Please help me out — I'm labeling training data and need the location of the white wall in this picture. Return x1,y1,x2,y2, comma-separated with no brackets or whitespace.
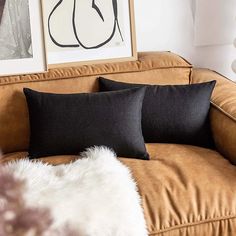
134,0,236,81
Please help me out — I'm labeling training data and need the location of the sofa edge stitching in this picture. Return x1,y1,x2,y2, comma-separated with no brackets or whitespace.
210,102,236,123
148,214,236,235
0,66,192,86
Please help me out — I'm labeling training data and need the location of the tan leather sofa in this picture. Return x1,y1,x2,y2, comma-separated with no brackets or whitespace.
0,52,236,235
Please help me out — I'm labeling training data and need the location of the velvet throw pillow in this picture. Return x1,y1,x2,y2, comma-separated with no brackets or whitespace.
99,77,216,148
24,87,149,159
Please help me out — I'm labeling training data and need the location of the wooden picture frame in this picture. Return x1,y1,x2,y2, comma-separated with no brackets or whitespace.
0,0,47,76
42,0,137,68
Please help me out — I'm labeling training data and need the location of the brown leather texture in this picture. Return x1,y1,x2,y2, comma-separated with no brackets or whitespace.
1,144,236,236
1,52,236,235
0,52,191,85
0,52,192,154
192,69,236,164
210,107,236,165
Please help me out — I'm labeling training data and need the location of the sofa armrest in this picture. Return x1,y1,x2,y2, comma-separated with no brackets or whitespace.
192,68,236,165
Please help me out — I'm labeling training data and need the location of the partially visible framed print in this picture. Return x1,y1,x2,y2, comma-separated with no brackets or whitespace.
0,0,47,76
42,0,137,68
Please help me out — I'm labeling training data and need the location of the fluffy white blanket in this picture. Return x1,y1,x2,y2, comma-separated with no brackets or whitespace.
4,146,148,236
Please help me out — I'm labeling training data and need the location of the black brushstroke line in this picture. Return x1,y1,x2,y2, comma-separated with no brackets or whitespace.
92,0,104,21
113,0,124,42
48,0,124,49
48,0,80,47
116,21,124,42
72,0,116,49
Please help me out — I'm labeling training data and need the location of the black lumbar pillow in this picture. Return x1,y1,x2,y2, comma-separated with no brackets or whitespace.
24,87,149,159
99,77,216,148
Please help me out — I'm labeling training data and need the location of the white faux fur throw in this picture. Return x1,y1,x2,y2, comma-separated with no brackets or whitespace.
4,146,148,236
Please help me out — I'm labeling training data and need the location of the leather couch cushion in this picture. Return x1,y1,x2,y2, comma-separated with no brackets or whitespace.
1,144,236,235
126,144,236,235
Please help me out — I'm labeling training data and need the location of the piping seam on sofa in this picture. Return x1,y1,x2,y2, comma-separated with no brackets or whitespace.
148,214,236,235
0,67,192,86
211,102,236,122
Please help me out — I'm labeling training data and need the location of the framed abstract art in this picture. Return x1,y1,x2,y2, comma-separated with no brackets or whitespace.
0,0,47,76
42,0,137,68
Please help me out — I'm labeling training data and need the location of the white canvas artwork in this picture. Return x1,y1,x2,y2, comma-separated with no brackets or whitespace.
0,0,46,76
42,0,136,67
194,0,236,46
0,0,32,60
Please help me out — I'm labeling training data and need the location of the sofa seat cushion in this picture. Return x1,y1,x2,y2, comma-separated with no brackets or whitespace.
123,144,236,235
1,144,236,235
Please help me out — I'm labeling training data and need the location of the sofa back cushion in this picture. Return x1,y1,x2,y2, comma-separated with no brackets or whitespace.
0,52,192,154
